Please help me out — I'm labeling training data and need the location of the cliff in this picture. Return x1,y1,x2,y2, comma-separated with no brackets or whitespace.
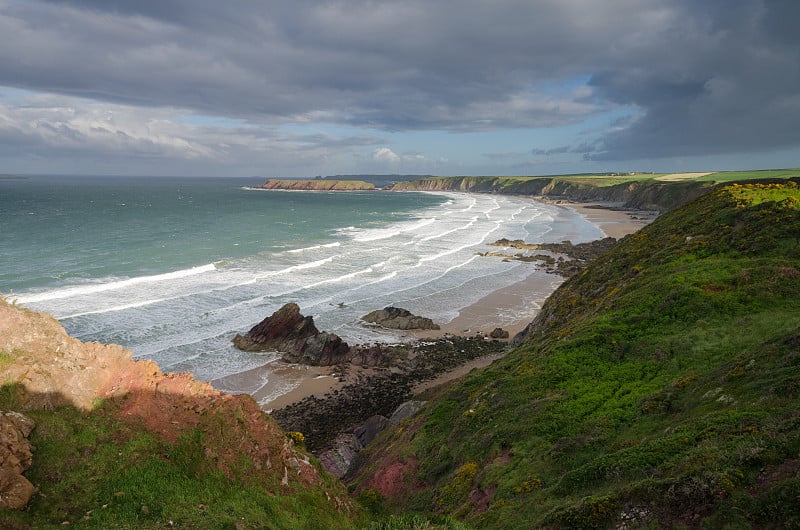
0,300,358,528
348,180,800,528
392,175,714,212
258,179,376,191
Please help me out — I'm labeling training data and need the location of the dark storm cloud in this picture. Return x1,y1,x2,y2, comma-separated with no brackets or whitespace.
584,0,800,160
1,0,799,162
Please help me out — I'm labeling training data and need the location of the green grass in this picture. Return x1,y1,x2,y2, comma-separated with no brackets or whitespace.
363,512,472,529
0,386,359,529
0,350,16,371
698,169,800,182
350,179,800,528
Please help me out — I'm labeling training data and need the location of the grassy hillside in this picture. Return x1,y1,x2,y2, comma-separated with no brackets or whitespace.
350,180,800,528
0,302,360,529
696,169,800,182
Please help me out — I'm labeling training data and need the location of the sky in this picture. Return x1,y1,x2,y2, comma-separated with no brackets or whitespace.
0,0,799,178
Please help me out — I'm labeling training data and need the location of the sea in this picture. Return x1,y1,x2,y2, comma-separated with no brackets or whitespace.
1,175,604,394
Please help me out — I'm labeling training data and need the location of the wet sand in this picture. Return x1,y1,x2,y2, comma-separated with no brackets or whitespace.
215,199,655,410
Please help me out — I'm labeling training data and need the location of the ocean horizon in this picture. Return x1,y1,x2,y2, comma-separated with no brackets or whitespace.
1,175,604,391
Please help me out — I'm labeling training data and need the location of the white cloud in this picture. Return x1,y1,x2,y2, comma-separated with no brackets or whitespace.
0,90,387,175
0,95,214,159
373,147,400,163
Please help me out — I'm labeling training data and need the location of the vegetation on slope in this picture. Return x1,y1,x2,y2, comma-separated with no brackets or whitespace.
0,301,359,529
350,180,800,528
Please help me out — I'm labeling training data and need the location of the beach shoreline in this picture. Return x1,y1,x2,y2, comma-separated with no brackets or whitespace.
214,198,655,411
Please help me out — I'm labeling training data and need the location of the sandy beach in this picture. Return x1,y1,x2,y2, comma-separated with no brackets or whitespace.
216,199,655,411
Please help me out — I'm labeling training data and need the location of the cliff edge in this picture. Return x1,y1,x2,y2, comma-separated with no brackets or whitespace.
0,300,358,528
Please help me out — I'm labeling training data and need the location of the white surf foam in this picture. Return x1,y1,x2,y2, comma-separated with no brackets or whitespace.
14,263,217,304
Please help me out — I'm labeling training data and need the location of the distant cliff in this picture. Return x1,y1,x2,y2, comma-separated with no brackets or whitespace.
258,179,376,191
392,176,713,212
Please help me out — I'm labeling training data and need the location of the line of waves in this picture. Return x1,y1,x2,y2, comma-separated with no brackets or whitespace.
13,263,217,304
14,192,600,386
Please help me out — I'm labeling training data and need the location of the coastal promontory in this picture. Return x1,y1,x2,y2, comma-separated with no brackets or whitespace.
257,179,376,191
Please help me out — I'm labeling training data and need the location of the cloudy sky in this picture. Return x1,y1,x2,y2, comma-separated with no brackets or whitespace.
1,0,798,177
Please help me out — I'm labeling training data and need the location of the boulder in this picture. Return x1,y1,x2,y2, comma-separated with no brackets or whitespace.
0,411,36,510
354,415,389,450
282,332,350,366
317,415,389,478
489,327,510,339
388,400,427,426
348,344,390,367
233,303,350,366
361,307,440,331
317,433,360,479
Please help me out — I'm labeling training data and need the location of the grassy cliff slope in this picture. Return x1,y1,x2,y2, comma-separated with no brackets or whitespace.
350,180,800,528
0,301,359,529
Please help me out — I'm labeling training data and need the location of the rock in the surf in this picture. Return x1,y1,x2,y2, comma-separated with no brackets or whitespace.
360,307,440,331
232,303,350,366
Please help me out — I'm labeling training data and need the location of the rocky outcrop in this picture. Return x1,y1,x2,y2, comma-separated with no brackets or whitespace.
318,402,426,478
361,307,440,330
234,304,443,367
489,327,510,339
233,303,351,366
348,344,392,367
272,336,505,455
482,237,619,278
0,411,35,510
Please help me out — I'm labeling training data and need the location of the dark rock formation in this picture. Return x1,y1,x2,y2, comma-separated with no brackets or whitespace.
482,237,618,278
0,411,35,510
272,336,505,455
233,303,351,366
317,402,427,478
317,415,389,479
348,344,390,367
355,415,389,449
361,307,440,330
489,327,510,339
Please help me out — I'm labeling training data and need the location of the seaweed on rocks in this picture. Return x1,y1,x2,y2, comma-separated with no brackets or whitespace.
481,237,618,277
271,335,505,453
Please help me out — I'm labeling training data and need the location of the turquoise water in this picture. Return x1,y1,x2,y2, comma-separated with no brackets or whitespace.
1,175,603,398
1,176,443,291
